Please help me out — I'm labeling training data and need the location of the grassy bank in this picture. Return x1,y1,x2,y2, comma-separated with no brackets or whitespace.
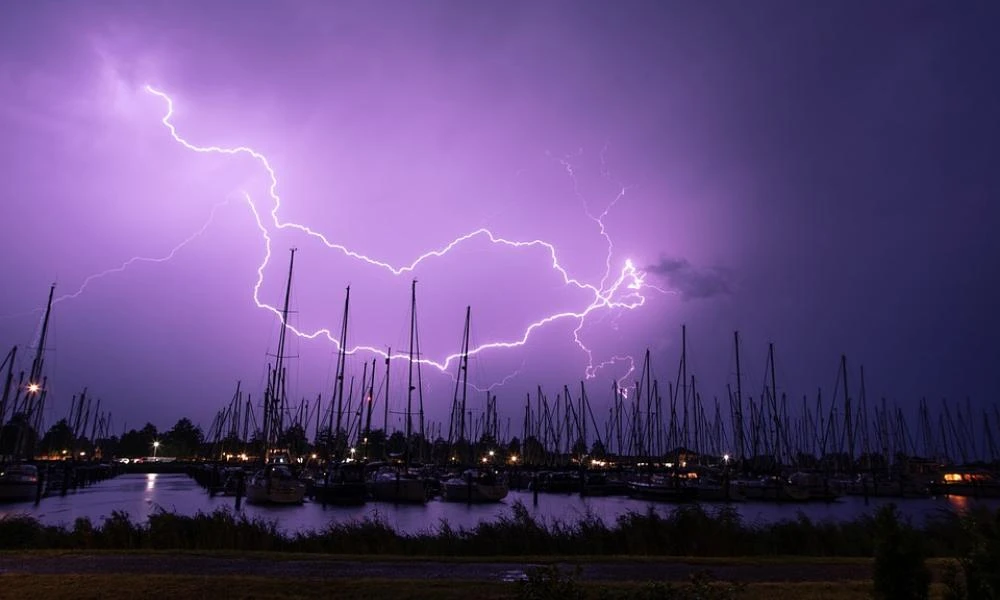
0,574,951,600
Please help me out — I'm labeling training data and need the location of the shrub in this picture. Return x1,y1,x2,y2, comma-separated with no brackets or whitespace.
517,564,585,600
943,508,1000,600
872,504,930,600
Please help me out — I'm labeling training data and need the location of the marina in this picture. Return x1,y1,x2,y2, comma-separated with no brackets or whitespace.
3,470,998,536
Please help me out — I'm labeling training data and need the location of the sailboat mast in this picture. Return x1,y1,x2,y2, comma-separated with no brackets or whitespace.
29,284,55,389
333,286,350,457
0,346,16,426
264,248,296,460
24,285,55,426
841,354,853,469
406,281,416,449
681,324,688,451
458,306,471,444
364,358,376,457
734,331,745,462
382,348,391,460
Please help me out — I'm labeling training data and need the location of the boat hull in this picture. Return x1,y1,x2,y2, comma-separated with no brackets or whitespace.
0,465,40,503
245,465,306,505
369,475,428,503
442,480,508,503
626,481,697,502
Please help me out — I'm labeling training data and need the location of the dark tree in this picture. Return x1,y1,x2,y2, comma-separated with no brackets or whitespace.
164,418,204,458
39,418,75,456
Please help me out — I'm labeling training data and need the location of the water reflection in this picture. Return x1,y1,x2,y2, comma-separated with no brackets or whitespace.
946,494,970,511
2,473,998,535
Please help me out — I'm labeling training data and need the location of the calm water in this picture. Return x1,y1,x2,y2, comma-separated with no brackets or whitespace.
2,473,998,534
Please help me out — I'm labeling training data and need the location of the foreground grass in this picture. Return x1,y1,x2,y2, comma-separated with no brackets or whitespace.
0,574,950,600
2,501,997,558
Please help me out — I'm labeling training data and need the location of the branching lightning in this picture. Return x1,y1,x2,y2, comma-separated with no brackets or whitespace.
146,84,659,381
11,84,659,389
2,199,229,324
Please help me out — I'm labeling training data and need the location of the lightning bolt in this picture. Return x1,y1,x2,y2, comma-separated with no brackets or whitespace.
146,85,655,382
6,85,654,391
2,199,228,324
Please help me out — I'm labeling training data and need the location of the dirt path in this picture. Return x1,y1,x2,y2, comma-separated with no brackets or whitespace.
0,554,872,582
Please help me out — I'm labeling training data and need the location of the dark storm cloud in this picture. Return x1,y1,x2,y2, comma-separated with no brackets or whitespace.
646,257,733,301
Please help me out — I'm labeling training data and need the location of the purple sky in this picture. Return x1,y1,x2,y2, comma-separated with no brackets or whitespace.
1,1,998,437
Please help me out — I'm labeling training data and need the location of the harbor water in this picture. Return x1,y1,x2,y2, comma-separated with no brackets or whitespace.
3,472,998,535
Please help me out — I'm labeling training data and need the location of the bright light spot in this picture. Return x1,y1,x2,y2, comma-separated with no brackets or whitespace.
488,450,495,457
27,383,40,393
153,441,160,448
481,457,488,463
723,454,730,463
310,453,317,460
509,455,518,463
79,451,86,456
350,447,356,454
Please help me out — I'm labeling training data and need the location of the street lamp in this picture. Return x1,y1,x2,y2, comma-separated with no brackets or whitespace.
152,441,160,460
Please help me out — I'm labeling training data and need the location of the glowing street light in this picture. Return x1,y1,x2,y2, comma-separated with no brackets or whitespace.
27,383,40,393
152,441,160,459
723,454,730,463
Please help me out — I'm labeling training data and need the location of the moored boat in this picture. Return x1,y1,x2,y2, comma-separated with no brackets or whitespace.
312,461,368,505
580,472,628,497
788,471,842,502
626,474,697,502
0,463,39,503
442,469,508,503
245,463,306,505
736,475,810,502
932,469,1000,498
369,466,429,504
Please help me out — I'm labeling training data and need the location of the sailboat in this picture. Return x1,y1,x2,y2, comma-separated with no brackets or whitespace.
0,286,56,503
312,286,368,506
0,463,40,503
440,307,508,503
246,249,306,505
442,469,509,503
369,280,430,504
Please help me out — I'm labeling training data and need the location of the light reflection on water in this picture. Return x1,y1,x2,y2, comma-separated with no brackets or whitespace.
2,473,998,535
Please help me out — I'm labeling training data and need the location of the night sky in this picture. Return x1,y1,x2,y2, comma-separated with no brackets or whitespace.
1,1,998,436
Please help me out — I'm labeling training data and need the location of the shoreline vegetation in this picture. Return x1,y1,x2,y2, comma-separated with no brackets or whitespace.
3,503,996,598
1,501,995,558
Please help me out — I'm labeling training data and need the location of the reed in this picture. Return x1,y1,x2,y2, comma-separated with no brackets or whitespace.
1,502,996,558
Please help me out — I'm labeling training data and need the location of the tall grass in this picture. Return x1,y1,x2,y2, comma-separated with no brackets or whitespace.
1,502,996,558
